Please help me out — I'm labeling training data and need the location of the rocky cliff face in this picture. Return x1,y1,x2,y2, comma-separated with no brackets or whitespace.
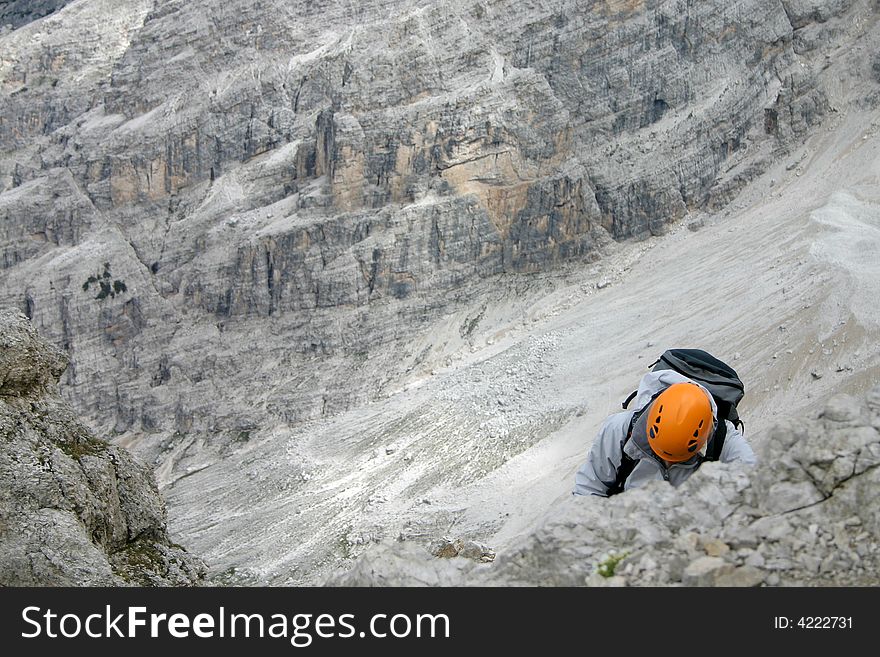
0,310,204,585
0,0,876,477
330,381,880,586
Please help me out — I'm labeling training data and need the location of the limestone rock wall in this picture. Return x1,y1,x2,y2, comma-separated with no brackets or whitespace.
0,0,876,473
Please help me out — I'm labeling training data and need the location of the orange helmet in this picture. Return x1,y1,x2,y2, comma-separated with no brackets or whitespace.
645,383,714,463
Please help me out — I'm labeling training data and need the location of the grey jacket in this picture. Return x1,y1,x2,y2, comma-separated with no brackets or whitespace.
573,370,757,497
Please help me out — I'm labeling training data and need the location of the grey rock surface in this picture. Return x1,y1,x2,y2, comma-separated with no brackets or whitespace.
330,383,880,586
1,0,876,480
2,0,880,589
0,310,205,585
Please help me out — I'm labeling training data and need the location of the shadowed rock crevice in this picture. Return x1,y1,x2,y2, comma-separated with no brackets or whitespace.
0,1,75,31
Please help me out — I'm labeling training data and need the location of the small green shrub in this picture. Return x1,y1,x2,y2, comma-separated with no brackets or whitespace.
595,551,629,578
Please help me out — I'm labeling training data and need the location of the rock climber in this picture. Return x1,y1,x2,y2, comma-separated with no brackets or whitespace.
573,351,757,497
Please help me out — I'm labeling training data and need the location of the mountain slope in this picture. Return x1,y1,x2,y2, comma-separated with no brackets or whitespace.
169,102,880,584
1,0,879,585
1,0,872,478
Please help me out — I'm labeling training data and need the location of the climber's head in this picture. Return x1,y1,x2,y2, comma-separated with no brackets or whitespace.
645,383,714,463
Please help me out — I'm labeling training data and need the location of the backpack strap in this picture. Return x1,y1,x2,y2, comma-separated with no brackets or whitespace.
621,390,638,409
704,417,744,462
606,412,640,496
704,417,727,462
608,389,663,496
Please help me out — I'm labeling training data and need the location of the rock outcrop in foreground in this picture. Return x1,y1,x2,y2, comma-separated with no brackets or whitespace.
0,310,204,585
331,382,880,586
